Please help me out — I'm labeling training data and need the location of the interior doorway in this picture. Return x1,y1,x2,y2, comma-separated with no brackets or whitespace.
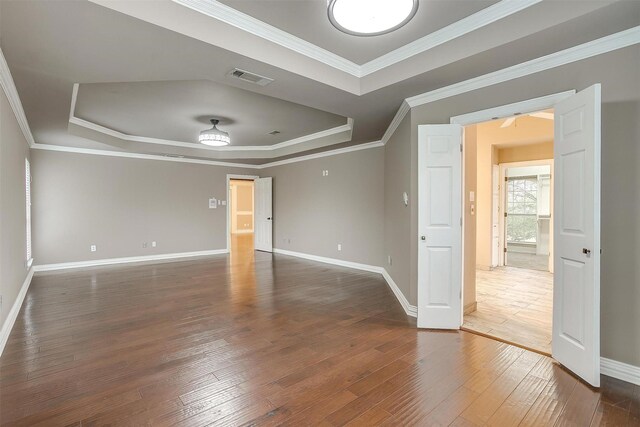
462,111,555,355
419,86,602,386
229,178,255,257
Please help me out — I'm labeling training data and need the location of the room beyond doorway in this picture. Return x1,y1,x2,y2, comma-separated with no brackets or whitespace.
229,178,255,256
462,110,554,355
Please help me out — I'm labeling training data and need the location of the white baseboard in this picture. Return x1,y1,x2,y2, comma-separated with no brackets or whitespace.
601,357,640,386
0,267,34,357
272,248,417,317
33,249,229,272
381,269,418,317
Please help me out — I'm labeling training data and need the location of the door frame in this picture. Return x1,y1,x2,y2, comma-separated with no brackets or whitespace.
449,90,574,328
226,174,259,252
498,159,554,271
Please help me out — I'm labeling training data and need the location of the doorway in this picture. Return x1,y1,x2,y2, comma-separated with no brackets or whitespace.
418,86,602,386
462,111,555,355
229,178,255,257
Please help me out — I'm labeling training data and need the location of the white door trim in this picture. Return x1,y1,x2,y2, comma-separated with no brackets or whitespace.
498,159,554,269
226,174,259,251
450,90,575,126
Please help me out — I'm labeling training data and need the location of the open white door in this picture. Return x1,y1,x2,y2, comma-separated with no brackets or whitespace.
254,177,273,252
418,124,463,329
552,84,601,387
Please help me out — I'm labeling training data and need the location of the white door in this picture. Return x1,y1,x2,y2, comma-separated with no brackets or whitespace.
552,84,601,387
254,177,273,252
491,164,500,267
418,124,463,329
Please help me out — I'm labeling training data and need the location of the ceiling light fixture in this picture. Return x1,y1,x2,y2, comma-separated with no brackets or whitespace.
327,0,418,36
199,119,230,146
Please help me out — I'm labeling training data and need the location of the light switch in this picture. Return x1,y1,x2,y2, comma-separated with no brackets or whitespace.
469,191,475,202
209,198,217,209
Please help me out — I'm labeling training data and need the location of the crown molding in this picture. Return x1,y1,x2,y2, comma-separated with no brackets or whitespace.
0,47,35,148
31,143,262,169
68,83,354,157
172,0,540,79
381,100,411,145
406,26,640,108
360,0,542,76
173,0,361,76
259,140,383,168
31,139,384,169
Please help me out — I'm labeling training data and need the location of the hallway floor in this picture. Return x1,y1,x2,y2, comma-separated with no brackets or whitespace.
463,266,553,354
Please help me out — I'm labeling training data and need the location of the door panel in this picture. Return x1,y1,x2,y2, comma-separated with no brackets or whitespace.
552,84,601,387
254,177,273,252
418,124,462,329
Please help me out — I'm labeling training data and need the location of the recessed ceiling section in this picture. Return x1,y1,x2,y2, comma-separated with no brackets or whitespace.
218,0,499,64
71,79,348,148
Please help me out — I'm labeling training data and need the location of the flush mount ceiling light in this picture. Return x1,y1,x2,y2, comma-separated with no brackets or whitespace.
327,0,418,36
199,119,230,146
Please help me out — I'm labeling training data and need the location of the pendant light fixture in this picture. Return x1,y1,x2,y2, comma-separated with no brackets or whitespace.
199,119,230,146
327,0,418,36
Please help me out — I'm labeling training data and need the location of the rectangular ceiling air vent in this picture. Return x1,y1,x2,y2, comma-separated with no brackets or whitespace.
227,68,274,86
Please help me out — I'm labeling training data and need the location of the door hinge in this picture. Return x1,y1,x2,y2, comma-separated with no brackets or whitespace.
460,217,463,226
504,212,508,217
460,144,463,152
504,247,507,253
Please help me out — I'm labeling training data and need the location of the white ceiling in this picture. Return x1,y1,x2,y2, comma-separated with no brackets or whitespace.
217,0,499,64
1,0,637,164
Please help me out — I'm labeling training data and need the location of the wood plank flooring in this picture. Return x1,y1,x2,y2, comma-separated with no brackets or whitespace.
1,236,637,426
463,267,553,354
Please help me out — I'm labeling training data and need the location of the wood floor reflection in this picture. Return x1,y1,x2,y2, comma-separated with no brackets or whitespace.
1,249,637,426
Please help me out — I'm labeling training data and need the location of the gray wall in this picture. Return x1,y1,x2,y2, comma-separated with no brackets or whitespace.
383,115,414,303
0,87,31,329
31,150,254,264
263,147,384,267
409,46,640,366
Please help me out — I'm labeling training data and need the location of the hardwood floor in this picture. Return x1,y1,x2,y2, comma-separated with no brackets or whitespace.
463,267,553,355
1,241,638,426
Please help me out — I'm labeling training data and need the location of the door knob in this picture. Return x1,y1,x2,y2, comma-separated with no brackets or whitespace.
267,217,272,220
421,236,426,241
582,248,591,255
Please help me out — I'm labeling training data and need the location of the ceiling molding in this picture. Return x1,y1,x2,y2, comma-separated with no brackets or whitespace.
381,100,411,145
260,141,384,168
31,142,261,168
360,0,542,76
68,84,354,157
173,0,361,76
172,0,541,78
0,47,35,148
30,139,384,169
406,26,640,108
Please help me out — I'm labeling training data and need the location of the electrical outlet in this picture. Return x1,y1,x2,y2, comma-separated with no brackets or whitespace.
388,255,393,265
143,242,148,248
152,241,157,247
90,245,97,252
337,243,342,251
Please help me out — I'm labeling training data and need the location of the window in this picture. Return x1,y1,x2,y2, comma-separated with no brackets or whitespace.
26,158,32,263
506,177,538,244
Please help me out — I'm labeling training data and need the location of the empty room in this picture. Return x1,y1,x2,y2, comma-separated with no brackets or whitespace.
0,0,639,426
